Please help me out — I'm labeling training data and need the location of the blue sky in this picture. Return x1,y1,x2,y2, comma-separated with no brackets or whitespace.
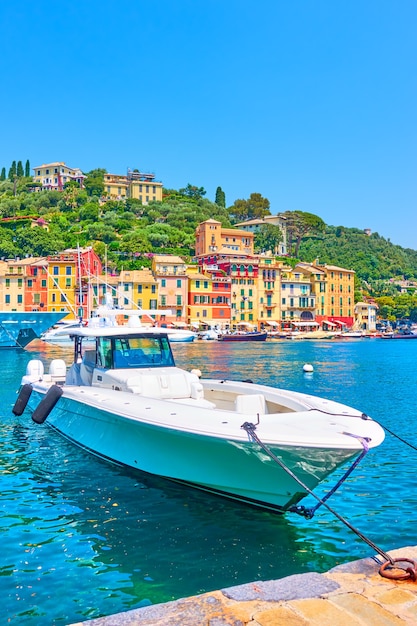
1,1,416,249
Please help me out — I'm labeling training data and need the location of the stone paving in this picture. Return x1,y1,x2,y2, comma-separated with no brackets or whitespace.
72,546,417,625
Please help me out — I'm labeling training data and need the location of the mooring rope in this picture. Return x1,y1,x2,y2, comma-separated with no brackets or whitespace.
241,420,395,566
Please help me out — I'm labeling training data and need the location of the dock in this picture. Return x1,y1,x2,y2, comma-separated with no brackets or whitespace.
71,545,417,625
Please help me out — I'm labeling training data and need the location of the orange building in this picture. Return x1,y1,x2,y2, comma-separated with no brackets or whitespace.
195,219,254,258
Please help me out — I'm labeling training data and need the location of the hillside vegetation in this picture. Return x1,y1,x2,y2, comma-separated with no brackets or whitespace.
1,166,417,319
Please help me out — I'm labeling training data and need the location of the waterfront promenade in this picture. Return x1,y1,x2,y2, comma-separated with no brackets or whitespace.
72,546,417,625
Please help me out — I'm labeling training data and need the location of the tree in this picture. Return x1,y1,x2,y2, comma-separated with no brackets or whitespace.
0,168,5,181
25,160,30,177
178,183,206,200
61,179,82,211
84,168,106,197
229,193,270,222
215,186,226,207
284,211,325,257
8,161,16,181
14,227,65,256
17,161,24,177
79,202,100,222
254,224,283,255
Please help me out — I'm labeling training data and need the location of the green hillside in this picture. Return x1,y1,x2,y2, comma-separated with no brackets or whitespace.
1,168,417,309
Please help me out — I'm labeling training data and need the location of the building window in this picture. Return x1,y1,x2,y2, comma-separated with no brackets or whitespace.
5,279,10,288
161,295,166,306
66,278,71,287
161,279,166,288
137,285,143,293
53,266,59,276
27,279,33,288
5,295,10,304
176,279,181,288
17,295,22,304
41,280,47,288
195,280,200,288
151,285,156,294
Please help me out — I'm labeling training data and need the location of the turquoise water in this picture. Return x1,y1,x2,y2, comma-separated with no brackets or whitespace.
1,338,417,624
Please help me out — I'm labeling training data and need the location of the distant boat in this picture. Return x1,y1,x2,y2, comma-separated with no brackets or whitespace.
381,330,417,340
339,331,364,339
0,311,67,348
218,331,267,342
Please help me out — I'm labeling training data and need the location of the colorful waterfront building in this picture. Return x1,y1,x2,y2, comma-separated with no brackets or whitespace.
103,169,163,204
116,269,159,324
318,264,355,328
46,248,102,320
152,255,188,326
280,265,317,330
0,258,50,312
195,219,254,257
24,258,49,311
186,265,231,329
355,301,378,332
257,256,288,330
33,162,85,190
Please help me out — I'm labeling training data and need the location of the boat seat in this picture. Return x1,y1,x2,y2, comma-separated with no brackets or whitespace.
125,368,200,400
235,393,266,415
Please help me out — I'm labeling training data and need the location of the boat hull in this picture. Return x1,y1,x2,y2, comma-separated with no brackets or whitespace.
25,389,360,512
219,332,267,342
0,311,67,348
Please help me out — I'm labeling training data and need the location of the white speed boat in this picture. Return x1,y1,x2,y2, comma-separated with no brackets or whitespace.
14,324,385,513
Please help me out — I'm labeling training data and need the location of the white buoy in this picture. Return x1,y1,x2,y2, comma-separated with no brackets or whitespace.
303,363,314,373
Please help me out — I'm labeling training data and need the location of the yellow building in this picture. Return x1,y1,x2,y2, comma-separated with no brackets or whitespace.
257,257,288,330
321,264,355,326
33,162,85,190
104,169,163,204
296,262,355,327
118,269,158,312
0,257,52,311
195,219,254,258
46,248,102,319
0,259,41,311
46,251,78,317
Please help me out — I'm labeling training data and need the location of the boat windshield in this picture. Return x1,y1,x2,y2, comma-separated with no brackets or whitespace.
97,335,175,369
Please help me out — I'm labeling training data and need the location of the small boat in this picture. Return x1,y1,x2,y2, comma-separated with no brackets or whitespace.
0,311,67,348
198,329,219,341
218,331,268,342
42,308,197,345
381,330,417,339
41,320,88,345
162,328,197,343
14,324,385,513
338,331,364,339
